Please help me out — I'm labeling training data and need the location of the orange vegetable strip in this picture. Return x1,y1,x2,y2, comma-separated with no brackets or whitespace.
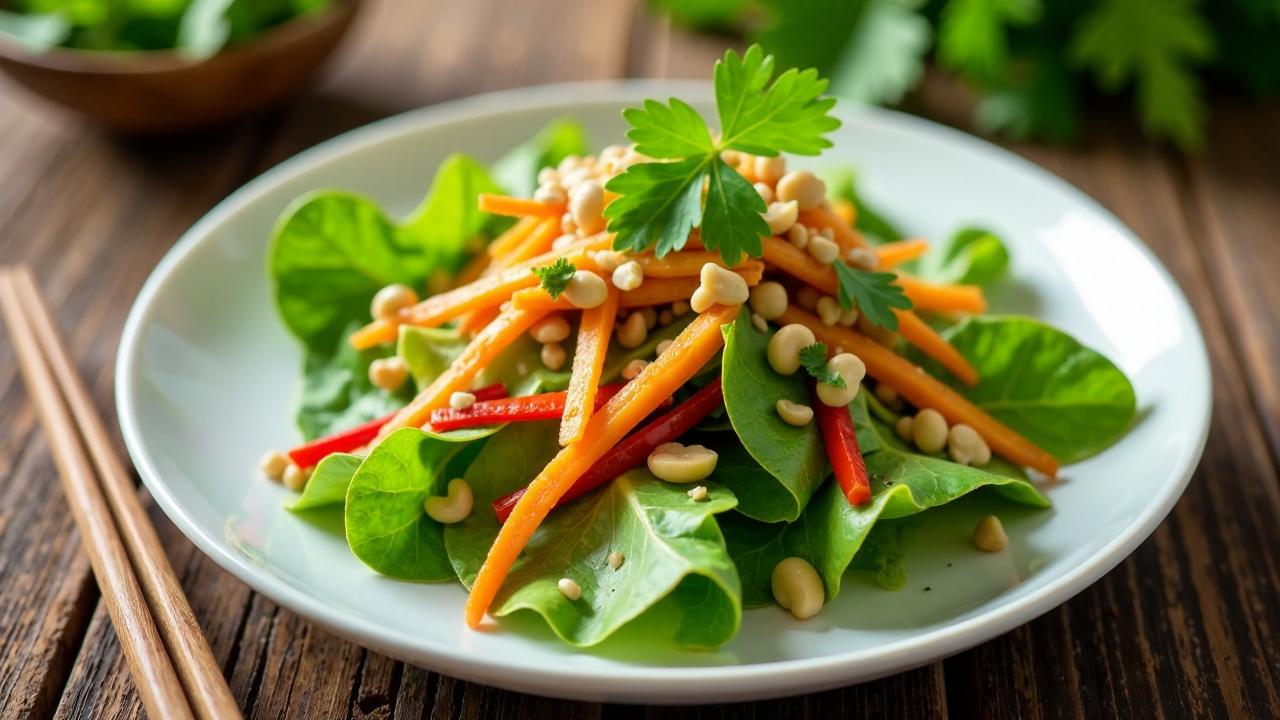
894,309,979,386
896,275,987,314
456,307,500,335
510,288,576,312
454,251,491,287
875,238,930,269
559,287,619,446
634,253,763,278
349,319,399,350
833,198,856,226
619,264,763,308
495,217,560,268
464,303,741,627
799,206,868,251
478,194,566,218
778,305,1057,478
487,216,540,259
761,237,839,295
376,299,559,441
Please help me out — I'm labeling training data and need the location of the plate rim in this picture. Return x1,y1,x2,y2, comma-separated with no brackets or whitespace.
115,79,1212,703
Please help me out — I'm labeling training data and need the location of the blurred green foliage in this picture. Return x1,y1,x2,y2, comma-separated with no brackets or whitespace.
0,0,332,57
649,0,1280,151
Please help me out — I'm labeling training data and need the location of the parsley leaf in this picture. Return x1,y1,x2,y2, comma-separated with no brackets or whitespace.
800,342,845,388
531,258,576,299
938,0,1041,81
604,44,838,264
1070,0,1214,150
833,261,912,331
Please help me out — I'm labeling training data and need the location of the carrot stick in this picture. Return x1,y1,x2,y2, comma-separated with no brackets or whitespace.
833,198,856,226
478,194,566,218
619,264,764,308
777,305,1057,477
375,297,561,441
799,206,867,251
456,306,500,335
894,309,979,386
464,303,741,627
875,238,929,269
635,253,764,278
510,288,575,312
761,236,839,295
496,217,560,268
560,288,619,446
896,275,987,314
487,216,540,259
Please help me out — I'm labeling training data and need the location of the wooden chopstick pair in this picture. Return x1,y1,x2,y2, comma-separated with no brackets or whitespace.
0,267,241,720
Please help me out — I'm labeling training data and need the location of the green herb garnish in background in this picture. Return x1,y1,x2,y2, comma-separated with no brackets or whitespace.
800,342,845,388
605,45,840,263
532,257,576,299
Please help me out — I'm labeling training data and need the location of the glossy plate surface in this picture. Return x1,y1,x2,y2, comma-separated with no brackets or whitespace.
117,81,1210,703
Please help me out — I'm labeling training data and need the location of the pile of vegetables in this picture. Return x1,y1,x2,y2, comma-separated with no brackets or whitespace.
0,0,332,56
649,0,1280,151
266,46,1136,649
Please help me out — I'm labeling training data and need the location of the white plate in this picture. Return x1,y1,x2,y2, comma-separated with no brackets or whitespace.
116,81,1211,703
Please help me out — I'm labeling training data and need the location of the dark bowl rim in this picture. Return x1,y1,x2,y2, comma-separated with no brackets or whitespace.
0,0,359,75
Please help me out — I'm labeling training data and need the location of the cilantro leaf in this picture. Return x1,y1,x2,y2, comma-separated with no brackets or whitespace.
702,157,770,263
531,258,576,299
604,157,709,256
622,98,715,159
715,45,841,157
1070,0,1214,150
800,342,846,388
833,261,911,331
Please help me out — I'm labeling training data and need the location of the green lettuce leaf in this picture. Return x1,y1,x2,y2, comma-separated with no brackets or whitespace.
719,310,828,522
490,117,590,199
911,316,1137,463
296,323,408,440
821,167,904,245
287,452,361,511
723,394,1048,606
444,422,742,648
398,326,571,399
921,226,1010,286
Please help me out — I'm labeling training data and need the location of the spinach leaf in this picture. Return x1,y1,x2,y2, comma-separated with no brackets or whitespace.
723,394,1048,606
296,324,408,440
821,166,904,245
287,452,361,511
270,153,503,353
922,226,1010,286
344,428,478,582
912,316,1136,463
445,422,742,648
720,309,828,522
491,118,590,198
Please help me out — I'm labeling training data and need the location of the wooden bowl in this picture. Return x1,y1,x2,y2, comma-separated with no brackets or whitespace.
0,0,360,134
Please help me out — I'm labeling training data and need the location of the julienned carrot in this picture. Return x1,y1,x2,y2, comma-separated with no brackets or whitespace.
478,194,565,218
487,216,540,259
510,288,574,312
778,305,1058,478
833,198,856,226
560,287,619,446
894,309,979,386
497,217,560,268
348,237,611,349
896,275,987,314
761,237,839,295
875,238,929,268
799,206,867,251
619,265,764,308
375,297,561,441
456,307,500,335
634,252,762,278
464,303,741,627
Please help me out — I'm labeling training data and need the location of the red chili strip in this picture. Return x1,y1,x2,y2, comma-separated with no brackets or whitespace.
492,377,724,523
429,383,629,432
814,391,872,506
287,382,508,468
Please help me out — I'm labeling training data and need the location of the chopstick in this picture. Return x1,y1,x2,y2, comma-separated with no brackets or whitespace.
0,267,241,720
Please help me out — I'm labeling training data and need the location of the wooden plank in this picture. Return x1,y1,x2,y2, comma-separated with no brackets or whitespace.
940,116,1280,718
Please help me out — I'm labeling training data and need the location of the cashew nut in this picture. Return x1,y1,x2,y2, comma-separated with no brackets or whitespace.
369,357,409,391
424,479,474,524
763,200,800,235
647,442,719,483
690,262,749,313
973,515,1008,552
766,323,817,375
771,557,824,619
775,399,814,426
370,284,419,321
947,423,992,466
912,408,949,454
530,315,571,344
815,353,866,407
775,170,826,210
749,281,788,320
562,270,608,309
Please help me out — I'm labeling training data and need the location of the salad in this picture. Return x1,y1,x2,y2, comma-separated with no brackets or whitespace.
260,46,1137,649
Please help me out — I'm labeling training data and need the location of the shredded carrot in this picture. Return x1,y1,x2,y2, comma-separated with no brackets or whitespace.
559,288,619,446
799,206,867,251
464,303,740,628
487,216,540,259
478,194,566,218
778,305,1057,478
875,238,930,269
375,297,560,441
634,252,763,278
761,236,839,295
497,217,560,268
619,264,764,308
456,307,500,335
509,287,575,312
348,237,610,350
896,275,987,314
833,198,856,226
894,309,979,386
455,251,491,287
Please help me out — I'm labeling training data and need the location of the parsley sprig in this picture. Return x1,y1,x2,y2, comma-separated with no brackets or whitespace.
531,258,575,299
604,45,840,264
834,261,912,331
800,342,845,388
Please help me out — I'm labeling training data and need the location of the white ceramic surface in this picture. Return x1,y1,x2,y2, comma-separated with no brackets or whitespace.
116,81,1211,704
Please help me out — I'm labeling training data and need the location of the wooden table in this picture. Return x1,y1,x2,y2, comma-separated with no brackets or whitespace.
2,1,1277,717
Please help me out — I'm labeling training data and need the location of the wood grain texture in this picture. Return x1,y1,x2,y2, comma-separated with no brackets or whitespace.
0,0,1276,718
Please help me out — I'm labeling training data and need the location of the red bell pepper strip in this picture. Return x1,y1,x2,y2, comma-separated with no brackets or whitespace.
814,393,872,506
287,382,508,468
429,383,630,432
492,377,724,523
